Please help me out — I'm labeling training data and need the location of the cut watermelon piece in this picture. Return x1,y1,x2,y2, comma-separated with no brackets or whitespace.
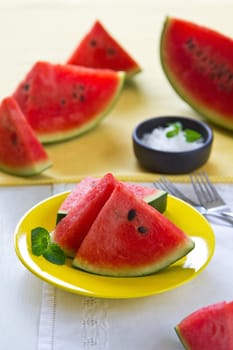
124,182,167,213
56,175,167,224
67,20,141,79
160,17,233,131
56,176,98,224
13,61,125,143
0,96,52,176
73,182,194,277
52,173,116,257
175,301,233,350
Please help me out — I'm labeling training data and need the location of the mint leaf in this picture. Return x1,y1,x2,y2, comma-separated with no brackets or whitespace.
184,129,202,142
166,122,182,138
43,243,66,265
31,226,66,265
31,227,50,256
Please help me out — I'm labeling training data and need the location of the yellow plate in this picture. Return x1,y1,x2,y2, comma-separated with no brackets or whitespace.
14,192,215,299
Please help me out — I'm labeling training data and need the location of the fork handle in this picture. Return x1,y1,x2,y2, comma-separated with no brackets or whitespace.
221,211,233,219
203,211,233,224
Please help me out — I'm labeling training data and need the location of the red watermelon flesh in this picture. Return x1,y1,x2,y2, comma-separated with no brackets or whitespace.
73,182,194,277
56,175,167,224
52,173,116,257
13,61,125,143
56,176,98,223
0,96,51,176
67,20,141,78
175,301,233,350
160,17,233,131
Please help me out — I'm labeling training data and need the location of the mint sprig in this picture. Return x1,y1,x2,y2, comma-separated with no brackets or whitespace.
166,122,202,143
184,129,202,142
31,227,66,265
166,122,182,138
31,227,50,256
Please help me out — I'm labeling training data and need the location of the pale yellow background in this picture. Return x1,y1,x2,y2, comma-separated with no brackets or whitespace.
0,0,232,184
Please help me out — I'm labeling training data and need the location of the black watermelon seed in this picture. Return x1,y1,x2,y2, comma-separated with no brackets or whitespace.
23,83,30,91
90,39,97,47
137,226,148,234
79,94,85,102
127,209,136,221
107,47,116,56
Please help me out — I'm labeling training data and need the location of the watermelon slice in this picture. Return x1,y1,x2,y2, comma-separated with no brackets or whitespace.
175,301,233,349
56,176,98,224
52,173,117,257
56,175,167,224
67,20,141,79
73,182,194,277
160,17,233,131
13,61,125,143
0,96,51,176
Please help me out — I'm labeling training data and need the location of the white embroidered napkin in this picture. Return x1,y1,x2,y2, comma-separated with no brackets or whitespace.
37,185,233,350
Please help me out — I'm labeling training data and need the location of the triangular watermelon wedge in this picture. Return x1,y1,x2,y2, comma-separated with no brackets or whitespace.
175,301,233,350
67,20,141,79
73,182,194,277
0,96,52,176
13,61,125,143
52,173,117,257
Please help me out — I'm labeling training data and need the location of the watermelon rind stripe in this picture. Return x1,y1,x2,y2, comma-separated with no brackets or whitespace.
73,239,195,277
174,327,190,350
0,159,52,177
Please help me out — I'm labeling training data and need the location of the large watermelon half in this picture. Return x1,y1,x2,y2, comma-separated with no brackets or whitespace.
73,182,194,277
56,174,167,223
13,61,125,143
0,96,51,176
160,17,233,131
67,20,141,79
175,300,233,349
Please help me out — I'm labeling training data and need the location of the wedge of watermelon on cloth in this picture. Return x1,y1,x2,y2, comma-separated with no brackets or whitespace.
67,20,141,79
56,174,167,223
13,61,125,143
52,173,117,257
160,17,233,131
73,182,194,277
175,300,233,349
160,17,233,130
0,96,51,176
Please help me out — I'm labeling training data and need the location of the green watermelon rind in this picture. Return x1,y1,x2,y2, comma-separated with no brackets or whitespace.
72,240,194,277
0,159,52,177
160,17,233,131
143,190,167,213
37,71,125,144
174,327,190,350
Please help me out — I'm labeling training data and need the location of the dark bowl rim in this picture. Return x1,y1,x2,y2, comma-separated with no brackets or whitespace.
132,116,213,155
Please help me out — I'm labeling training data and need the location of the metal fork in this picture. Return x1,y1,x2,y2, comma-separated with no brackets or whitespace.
190,172,233,220
154,175,233,222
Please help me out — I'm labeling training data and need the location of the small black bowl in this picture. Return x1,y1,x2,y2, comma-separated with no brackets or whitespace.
132,116,213,174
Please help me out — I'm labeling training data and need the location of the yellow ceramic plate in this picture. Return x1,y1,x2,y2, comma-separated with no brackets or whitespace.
14,192,215,299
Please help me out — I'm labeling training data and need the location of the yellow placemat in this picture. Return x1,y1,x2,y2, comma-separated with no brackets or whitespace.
0,1,232,186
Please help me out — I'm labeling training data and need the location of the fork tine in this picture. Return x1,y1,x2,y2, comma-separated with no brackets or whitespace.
202,172,224,203
154,176,199,206
190,174,205,205
190,171,225,208
153,180,169,193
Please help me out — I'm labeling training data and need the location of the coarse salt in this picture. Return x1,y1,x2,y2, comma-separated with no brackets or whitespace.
141,125,204,152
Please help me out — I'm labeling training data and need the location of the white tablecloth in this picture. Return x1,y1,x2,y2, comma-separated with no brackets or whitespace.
37,184,233,350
